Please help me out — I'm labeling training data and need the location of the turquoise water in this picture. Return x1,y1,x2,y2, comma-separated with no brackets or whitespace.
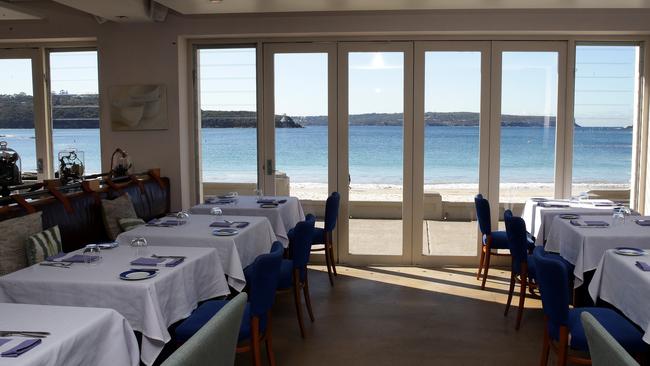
0,126,632,185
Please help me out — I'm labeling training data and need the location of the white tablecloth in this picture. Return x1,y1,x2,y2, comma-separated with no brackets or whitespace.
190,196,304,246
589,250,650,344
117,215,277,291
0,246,227,366
522,199,621,245
545,215,650,287
0,303,139,366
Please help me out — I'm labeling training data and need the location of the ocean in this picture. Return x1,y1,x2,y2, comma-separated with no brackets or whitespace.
0,126,632,185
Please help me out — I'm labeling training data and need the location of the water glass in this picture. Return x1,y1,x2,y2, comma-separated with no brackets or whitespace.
254,189,262,200
210,207,223,216
130,237,148,258
612,209,625,227
82,244,101,265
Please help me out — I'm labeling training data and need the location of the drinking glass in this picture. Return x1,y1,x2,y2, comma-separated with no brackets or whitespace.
82,244,101,265
175,211,190,219
130,237,148,258
254,189,262,200
612,209,625,227
210,207,223,216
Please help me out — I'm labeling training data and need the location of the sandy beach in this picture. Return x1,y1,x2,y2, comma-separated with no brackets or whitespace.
289,182,629,202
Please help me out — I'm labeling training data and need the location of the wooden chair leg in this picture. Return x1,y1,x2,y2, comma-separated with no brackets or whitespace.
477,246,486,280
303,271,315,322
328,234,337,276
323,244,334,287
540,317,550,366
504,271,516,316
265,311,276,366
557,327,569,366
481,245,492,290
251,316,262,366
293,269,306,338
516,273,527,330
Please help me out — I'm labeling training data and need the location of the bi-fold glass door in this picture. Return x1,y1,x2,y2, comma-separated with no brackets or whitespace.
196,39,620,267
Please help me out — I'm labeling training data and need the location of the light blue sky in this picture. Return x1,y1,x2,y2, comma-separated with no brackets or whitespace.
0,47,638,127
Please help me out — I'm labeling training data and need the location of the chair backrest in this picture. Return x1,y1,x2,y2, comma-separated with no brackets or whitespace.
161,293,248,366
504,209,529,275
580,312,640,366
474,194,492,235
246,242,283,317
324,192,340,232
532,246,570,338
289,214,316,269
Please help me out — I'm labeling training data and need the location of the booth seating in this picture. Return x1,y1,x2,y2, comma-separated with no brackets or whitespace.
0,171,170,253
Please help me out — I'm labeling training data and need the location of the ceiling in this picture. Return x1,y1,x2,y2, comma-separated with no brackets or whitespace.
157,0,650,14
4,0,650,23
0,1,41,20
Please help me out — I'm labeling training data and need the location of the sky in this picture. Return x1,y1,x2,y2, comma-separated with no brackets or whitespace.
0,47,638,128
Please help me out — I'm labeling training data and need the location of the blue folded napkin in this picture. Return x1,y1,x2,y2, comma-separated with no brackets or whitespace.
584,220,609,227
635,220,650,226
165,258,185,267
210,221,249,228
0,339,10,347
636,261,650,271
206,198,236,204
45,252,66,261
130,257,166,266
257,199,285,204
1,339,41,358
63,254,99,263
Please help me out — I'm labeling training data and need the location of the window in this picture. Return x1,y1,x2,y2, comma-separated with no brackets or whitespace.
198,47,258,186
572,44,640,202
49,50,100,174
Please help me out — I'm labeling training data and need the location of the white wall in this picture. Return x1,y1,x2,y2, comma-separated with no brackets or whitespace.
2,2,650,209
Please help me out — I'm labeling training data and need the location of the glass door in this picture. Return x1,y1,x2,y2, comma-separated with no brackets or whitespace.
338,42,413,264
413,42,491,265
262,43,337,201
0,49,49,181
491,42,567,229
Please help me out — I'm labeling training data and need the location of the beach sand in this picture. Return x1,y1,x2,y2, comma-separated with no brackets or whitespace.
289,182,629,202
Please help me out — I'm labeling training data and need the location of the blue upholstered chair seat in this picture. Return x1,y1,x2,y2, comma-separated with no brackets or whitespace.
564,308,645,354
175,300,266,344
482,231,510,250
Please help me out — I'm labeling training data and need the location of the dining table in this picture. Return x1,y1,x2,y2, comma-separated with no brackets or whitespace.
544,214,650,287
116,214,277,291
0,303,140,366
190,195,305,246
521,198,625,245
0,245,227,366
588,249,650,344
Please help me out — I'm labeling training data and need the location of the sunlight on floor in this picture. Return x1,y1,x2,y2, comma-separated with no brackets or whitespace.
308,264,542,308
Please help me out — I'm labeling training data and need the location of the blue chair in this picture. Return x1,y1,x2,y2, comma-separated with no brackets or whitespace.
474,194,510,290
504,209,536,330
280,214,316,338
311,192,340,286
532,247,644,366
175,241,284,366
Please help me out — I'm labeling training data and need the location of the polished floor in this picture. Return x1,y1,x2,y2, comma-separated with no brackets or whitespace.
235,265,549,366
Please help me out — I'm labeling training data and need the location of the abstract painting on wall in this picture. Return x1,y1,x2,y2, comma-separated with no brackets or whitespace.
109,85,168,131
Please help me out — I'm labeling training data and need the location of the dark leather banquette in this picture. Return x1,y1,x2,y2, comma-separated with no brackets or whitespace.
0,174,170,253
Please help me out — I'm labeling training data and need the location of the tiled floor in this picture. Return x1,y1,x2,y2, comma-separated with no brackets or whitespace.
235,265,549,366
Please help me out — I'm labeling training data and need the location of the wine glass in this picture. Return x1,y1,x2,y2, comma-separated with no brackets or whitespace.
254,188,262,200
175,211,190,220
82,244,101,265
130,237,148,258
612,208,625,227
210,207,223,216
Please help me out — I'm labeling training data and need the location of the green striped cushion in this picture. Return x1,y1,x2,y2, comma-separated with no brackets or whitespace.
25,226,62,266
119,218,145,232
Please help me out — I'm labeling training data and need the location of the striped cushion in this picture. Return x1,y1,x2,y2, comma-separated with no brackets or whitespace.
25,225,62,266
119,218,145,232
